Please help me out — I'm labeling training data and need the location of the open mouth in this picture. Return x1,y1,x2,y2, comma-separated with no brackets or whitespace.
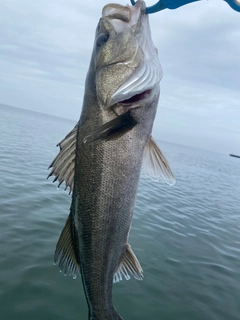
118,89,152,105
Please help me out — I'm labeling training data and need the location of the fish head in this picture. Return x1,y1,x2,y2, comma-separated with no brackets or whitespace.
91,0,162,111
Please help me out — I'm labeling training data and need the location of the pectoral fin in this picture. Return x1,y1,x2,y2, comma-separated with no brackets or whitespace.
47,123,78,193
54,214,80,279
113,244,143,283
142,136,176,186
83,111,137,144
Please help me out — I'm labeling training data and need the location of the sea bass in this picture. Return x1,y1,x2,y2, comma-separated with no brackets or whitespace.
48,1,175,319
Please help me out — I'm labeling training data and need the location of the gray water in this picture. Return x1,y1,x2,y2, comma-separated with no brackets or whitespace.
0,104,240,320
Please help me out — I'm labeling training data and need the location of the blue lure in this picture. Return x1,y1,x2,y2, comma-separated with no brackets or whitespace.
130,0,240,13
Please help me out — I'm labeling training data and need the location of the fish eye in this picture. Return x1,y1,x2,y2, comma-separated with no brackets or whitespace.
96,33,109,47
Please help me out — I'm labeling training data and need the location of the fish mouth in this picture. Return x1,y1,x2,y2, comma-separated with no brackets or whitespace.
102,0,145,28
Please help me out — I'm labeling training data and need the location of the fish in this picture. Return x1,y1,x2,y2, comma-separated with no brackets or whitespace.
48,1,175,319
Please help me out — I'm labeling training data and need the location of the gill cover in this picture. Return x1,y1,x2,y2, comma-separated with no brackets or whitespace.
95,1,162,109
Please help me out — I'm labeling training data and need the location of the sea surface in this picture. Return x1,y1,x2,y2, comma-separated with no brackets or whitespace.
0,104,240,320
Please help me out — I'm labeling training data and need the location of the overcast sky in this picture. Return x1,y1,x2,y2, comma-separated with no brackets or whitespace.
0,0,239,154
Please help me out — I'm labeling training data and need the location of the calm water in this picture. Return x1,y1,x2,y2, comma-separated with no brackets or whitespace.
0,104,240,320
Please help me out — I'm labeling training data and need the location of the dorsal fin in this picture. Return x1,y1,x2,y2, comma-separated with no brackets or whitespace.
113,244,143,283
54,214,80,279
142,136,176,186
47,123,78,193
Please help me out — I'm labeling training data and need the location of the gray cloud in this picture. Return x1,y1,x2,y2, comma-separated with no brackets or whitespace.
0,0,239,153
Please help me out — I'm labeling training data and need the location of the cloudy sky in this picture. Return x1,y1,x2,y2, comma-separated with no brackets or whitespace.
0,0,239,154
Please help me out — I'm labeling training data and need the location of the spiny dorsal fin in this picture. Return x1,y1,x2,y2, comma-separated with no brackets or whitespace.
142,136,176,186
83,111,137,144
113,244,143,283
47,123,78,193
54,214,80,279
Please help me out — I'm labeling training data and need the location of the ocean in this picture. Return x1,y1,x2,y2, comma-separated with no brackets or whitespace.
0,104,240,320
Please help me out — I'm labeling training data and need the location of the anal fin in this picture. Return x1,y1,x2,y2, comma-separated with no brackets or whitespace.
54,214,80,279
142,136,176,186
113,244,143,283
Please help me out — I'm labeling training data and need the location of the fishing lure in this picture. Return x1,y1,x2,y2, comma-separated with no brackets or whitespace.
130,0,240,13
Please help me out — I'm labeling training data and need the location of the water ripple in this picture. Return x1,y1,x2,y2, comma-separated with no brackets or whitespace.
1,105,240,320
